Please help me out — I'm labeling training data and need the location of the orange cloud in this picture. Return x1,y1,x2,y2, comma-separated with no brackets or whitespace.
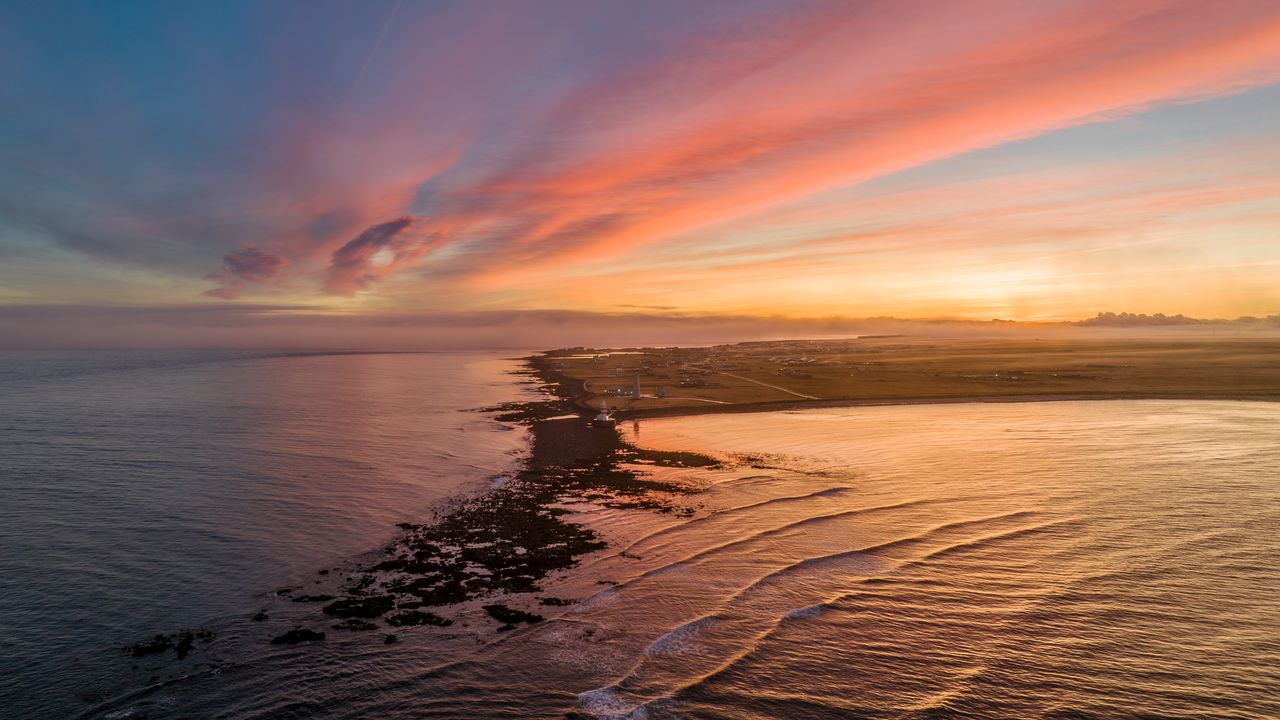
435,0,1280,286
186,0,1280,315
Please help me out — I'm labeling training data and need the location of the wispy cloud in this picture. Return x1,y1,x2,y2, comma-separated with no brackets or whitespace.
428,0,1280,285
203,247,291,299
323,217,441,296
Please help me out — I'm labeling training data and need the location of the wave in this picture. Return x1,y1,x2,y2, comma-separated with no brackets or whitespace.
608,485,858,559
570,498,947,608
573,512,1080,718
644,616,722,658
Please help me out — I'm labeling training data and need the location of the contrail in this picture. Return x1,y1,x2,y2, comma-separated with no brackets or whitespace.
341,0,404,111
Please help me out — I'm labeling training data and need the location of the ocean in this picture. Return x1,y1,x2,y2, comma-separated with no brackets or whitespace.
0,351,535,718
2,351,1277,718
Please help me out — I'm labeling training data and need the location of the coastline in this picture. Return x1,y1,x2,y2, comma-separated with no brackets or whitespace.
532,337,1280,421
88,348,1280,720
610,391,1280,420
229,354,719,644
118,345,1277,656
528,352,1280,421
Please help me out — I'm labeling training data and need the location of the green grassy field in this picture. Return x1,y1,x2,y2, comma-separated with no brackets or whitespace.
543,336,1280,416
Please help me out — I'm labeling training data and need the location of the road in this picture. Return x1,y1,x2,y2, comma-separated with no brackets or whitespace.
681,366,821,400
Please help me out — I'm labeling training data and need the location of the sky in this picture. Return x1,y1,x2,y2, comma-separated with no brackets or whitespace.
2,0,1280,347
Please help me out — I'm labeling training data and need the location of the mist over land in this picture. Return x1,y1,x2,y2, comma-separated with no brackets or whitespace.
2,304,1278,351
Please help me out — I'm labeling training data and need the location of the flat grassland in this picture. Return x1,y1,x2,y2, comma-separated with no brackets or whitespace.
541,336,1280,417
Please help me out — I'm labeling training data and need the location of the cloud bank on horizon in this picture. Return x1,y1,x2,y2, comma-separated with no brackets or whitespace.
1,0,1279,324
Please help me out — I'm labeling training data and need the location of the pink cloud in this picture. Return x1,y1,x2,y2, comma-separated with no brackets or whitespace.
203,246,290,300
202,1,1280,301
222,247,289,283
323,217,443,296
429,0,1280,285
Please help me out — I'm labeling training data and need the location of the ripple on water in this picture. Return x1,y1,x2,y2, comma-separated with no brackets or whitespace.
9,373,1279,720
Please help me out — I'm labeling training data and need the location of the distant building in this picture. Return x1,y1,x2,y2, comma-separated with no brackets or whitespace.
656,386,672,398
632,375,642,399
591,400,616,428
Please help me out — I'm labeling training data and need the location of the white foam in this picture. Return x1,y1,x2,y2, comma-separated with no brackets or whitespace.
784,603,825,619
644,615,718,657
575,687,649,719
570,586,617,613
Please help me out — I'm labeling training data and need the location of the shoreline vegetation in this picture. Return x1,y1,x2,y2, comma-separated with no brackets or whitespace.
127,335,1279,658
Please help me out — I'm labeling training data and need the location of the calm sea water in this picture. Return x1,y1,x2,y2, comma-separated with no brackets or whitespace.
3,352,1277,719
0,351,535,718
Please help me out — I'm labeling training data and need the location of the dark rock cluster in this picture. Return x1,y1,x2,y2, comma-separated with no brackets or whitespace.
267,357,716,639
123,354,717,660
124,629,214,660
482,604,544,632
270,628,325,645
385,610,452,627
331,619,379,631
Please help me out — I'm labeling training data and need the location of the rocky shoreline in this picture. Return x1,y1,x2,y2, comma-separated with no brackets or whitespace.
292,354,717,636
125,352,717,659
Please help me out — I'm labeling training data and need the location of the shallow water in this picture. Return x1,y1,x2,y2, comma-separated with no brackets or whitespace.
585,400,1280,719
289,398,1275,720
4,352,1278,719
0,351,534,718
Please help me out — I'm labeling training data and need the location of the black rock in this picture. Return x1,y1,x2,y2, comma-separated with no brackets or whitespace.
251,610,269,622
124,629,214,659
322,595,395,618
173,632,195,659
270,628,326,645
292,594,336,603
332,619,379,631
385,610,453,627
482,604,543,626
384,633,400,644
126,634,172,657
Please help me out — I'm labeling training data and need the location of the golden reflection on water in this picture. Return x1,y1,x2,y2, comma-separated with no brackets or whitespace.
545,400,1280,719
51,393,1278,720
